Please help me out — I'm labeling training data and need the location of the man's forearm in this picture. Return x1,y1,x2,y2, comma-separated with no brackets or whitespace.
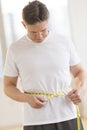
4,85,28,103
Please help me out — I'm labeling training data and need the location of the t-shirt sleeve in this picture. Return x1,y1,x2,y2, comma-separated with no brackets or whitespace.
4,46,19,77
68,38,80,66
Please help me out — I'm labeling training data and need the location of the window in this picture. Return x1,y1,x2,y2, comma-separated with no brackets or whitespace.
1,0,28,47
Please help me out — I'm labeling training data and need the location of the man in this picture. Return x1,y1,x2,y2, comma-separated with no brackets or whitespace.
4,0,86,130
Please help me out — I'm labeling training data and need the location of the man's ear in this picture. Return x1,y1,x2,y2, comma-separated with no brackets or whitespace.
21,21,27,29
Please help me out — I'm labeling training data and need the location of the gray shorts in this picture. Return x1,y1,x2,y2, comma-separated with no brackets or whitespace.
23,118,84,130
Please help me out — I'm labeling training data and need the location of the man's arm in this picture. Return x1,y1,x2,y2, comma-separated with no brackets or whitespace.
70,64,86,87
4,76,27,102
67,64,86,104
4,76,46,108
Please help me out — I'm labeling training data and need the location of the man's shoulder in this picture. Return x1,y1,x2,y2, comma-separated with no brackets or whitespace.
6,35,28,55
13,35,27,45
9,35,27,49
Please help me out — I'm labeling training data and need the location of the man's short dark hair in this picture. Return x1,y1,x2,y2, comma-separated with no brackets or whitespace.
22,0,49,25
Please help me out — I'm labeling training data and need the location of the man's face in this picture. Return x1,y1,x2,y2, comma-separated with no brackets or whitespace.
23,21,49,43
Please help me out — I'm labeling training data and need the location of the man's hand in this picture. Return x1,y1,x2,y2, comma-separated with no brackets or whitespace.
67,89,81,105
26,94,46,109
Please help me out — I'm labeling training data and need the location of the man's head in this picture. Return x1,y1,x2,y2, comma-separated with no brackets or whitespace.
22,0,50,43
22,0,49,25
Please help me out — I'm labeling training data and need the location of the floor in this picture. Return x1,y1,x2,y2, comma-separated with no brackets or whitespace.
0,118,87,130
0,126,23,130
82,118,87,130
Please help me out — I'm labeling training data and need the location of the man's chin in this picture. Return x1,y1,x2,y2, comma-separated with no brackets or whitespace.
36,39,43,43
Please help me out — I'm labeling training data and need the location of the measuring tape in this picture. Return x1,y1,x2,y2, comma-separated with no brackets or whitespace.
25,86,80,130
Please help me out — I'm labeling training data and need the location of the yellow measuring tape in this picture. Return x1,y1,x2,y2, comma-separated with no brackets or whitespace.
25,86,81,130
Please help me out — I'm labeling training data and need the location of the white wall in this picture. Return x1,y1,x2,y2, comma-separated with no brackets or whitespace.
68,0,87,70
68,0,87,117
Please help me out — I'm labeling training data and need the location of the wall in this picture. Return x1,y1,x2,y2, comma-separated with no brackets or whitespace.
68,0,87,117
0,80,23,128
68,0,87,70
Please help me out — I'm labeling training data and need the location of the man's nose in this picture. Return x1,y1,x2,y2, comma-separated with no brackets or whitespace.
36,32,43,38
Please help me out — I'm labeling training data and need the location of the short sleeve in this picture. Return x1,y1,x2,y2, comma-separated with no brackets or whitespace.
68,38,80,66
4,46,19,77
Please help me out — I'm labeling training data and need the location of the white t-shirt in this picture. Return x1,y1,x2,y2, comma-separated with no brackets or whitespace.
4,31,80,126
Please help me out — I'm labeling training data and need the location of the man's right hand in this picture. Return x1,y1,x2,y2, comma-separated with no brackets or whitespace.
25,94,46,108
